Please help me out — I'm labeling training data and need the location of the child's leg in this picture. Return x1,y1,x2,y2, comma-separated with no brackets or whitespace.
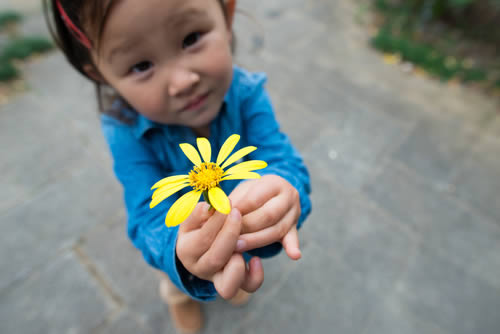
158,272,203,334
158,272,191,304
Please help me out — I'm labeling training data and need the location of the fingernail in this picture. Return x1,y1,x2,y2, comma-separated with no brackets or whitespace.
236,239,246,252
230,208,241,220
200,202,210,211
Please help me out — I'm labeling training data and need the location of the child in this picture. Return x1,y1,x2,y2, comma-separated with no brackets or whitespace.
44,0,311,332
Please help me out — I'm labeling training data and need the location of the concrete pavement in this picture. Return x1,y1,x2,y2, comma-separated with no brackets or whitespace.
1,1,500,333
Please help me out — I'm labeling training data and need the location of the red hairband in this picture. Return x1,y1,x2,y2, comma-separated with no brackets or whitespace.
56,0,93,49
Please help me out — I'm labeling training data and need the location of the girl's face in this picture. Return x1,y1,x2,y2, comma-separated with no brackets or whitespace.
92,0,234,133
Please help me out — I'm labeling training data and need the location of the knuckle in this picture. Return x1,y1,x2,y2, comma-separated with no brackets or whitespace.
207,255,225,270
262,208,279,224
247,195,260,210
241,218,251,234
199,234,212,251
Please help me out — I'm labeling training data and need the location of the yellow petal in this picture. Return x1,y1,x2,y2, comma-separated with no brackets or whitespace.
152,179,190,199
151,175,189,190
208,187,231,214
180,143,202,167
222,172,261,181
165,190,202,227
223,160,268,176
197,137,212,163
150,182,191,209
221,146,257,169
216,134,240,166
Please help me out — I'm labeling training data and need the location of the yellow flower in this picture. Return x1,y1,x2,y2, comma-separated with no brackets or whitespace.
150,134,268,227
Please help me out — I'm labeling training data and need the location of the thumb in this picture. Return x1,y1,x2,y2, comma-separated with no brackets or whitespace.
179,201,213,233
281,225,302,261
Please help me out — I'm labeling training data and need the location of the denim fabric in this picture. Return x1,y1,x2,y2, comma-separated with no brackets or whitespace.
101,66,311,301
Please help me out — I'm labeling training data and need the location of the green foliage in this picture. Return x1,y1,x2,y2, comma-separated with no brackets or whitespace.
0,10,22,29
0,33,53,82
0,60,18,81
371,27,490,82
1,37,53,62
372,0,500,86
462,68,487,82
378,0,500,17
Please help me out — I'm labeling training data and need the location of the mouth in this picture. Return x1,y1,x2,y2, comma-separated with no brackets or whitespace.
181,92,210,112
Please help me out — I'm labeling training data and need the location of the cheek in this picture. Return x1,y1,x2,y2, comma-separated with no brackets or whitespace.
203,39,233,81
119,82,165,117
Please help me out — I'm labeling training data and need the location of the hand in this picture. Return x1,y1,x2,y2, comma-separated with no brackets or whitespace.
176,202,264,299
229,175,302,261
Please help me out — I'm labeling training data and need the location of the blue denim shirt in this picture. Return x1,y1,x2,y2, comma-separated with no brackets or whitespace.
101,66,311,301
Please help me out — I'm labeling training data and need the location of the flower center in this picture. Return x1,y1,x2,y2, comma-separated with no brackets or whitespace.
189,162,224,191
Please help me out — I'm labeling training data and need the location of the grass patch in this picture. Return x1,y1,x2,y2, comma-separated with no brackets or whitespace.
0,9,54,83
370,0,500,89
0,37,54,83
371,27,488,82
0,11,22,29
1,37,53,61
0,60,18,81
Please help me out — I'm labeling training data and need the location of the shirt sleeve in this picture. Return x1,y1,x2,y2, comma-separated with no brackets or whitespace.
240,74,312,256
101,116,217,302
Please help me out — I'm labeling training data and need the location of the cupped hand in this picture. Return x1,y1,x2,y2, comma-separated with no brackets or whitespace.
229,175,302,260
176,202,264,299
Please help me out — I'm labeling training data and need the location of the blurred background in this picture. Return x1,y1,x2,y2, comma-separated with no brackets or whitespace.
1,0,499,333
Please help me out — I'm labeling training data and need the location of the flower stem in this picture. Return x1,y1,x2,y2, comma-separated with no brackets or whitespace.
202,191,214,211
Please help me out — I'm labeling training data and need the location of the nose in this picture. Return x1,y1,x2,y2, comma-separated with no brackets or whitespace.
168,68,200,97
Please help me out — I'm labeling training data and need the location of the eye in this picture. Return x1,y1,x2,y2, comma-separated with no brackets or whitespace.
182,32,202,49
130,61,153,74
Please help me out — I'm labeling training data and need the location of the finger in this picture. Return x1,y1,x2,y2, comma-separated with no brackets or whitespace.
179,201,213,233
178,203,223,259
228,180,255,206
236,207,298,252
196,208,231,250
212,253,246,300
198,208,242,272
241,257,264,293
240,195,290,234
281,225,301,261
230,180,279,216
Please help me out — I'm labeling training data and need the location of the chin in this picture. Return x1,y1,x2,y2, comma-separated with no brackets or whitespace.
193,104,221,125
190,113,217,129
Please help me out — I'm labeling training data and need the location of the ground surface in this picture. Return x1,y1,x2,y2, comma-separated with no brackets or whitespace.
1,1,500,333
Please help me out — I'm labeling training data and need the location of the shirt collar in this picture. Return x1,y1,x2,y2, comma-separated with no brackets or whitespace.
133,113,157,139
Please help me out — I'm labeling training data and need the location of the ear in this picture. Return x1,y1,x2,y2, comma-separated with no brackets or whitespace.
83,63,106,83
225,0,236,28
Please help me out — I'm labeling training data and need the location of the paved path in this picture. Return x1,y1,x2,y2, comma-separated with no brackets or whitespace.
1,1,500,333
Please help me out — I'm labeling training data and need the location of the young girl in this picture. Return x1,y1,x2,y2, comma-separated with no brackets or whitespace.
44,0,311,332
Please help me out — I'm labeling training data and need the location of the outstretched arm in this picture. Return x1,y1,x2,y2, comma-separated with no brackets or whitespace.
230,75,312,258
